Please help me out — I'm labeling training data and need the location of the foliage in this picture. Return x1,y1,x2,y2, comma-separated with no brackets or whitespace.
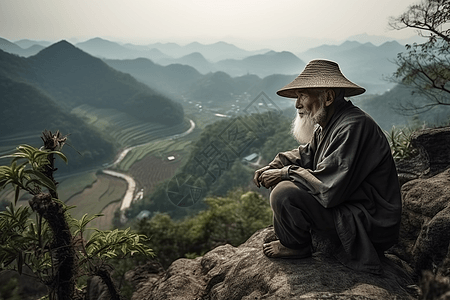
384,125,419,160
136,190,272,268
0,140,154,299
389,0,450,114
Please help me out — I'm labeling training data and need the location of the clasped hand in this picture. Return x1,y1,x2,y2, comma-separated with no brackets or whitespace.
253,166,283,189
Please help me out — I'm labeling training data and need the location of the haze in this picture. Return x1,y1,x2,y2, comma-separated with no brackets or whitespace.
1,0,420,51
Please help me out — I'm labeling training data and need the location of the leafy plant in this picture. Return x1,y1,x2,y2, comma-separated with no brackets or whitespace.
0,131,154,300
137,189,272,268
385,126,419,160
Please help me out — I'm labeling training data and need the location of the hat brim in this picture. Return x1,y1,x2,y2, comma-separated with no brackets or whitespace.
277,86,366,98
276,59,366,98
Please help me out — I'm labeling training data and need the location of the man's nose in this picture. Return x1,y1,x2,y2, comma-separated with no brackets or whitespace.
295,98,302,109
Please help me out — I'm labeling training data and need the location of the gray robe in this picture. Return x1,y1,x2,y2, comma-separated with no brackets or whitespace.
269,99,402,274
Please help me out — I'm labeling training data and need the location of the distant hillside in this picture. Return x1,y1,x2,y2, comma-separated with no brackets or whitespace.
104,57,203,99
104,57,294,109
300,40,406,94
157,52,214,74
8,40,185,126
215,51,305,77
356,84,450,131
76,37,168,61
15,39,52,49
0,73,115,173
145,40,267,61
0,37,44,57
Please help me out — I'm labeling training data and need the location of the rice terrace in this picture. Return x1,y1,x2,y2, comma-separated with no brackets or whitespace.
0,103,196,233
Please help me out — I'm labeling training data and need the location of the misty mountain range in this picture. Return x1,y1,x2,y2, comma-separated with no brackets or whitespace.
0,41,185,173
0,36,406,94
2,37,445,128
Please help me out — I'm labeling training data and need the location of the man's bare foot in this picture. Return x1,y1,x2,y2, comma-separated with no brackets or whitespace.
263,240,311,259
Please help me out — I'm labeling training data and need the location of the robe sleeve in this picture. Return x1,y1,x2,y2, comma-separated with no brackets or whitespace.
287,114,393,209
268,130,318,170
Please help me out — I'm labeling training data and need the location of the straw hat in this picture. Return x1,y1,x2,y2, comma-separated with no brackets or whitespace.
276,59,365,98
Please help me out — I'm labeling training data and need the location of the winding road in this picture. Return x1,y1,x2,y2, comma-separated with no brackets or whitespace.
102,119,196,212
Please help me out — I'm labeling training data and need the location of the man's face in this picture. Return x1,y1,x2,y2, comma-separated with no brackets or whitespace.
290,89,328,144
295,89,323,119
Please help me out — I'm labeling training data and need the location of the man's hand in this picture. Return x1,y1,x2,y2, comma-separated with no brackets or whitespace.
258,169,283,189
253,166,271,188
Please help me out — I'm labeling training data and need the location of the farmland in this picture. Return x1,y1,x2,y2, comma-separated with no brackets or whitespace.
71,104,191,147
0,106,196,233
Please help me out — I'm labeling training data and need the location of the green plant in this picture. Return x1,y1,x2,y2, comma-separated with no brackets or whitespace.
137,189,272,268
0,131,154,300
385,126,418,160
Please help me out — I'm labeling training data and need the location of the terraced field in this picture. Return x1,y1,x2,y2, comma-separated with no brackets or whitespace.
0,171,126,233
71,104,190,147
1,105,194,233
64,173,127,231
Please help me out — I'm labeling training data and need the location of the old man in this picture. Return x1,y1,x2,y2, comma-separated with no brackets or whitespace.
254,60,402,274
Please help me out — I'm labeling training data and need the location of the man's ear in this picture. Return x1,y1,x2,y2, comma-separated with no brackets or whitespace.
325,89,335,107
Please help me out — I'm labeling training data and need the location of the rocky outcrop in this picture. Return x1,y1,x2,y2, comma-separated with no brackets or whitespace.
411,127,450,177
130,126,450,300
391,168,450,276
132,227,416,300
397,126,450,185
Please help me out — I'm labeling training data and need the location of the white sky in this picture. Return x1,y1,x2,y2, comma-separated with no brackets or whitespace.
0,0,420,50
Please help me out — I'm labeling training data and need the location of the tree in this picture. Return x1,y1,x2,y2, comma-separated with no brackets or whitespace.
0,131,154,300
389,0,450,114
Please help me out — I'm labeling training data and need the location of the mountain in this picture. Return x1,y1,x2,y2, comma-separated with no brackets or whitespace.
157,52,214,74
21,40,184,126
345,33,426,46
0,68,115,173
15,39,52,49
215,51,306,78
148,41,267,62
104,57,203,99
300,40,406,94
355,84,450,131
0,38,23,55
0,37,45,57
76,37,168,61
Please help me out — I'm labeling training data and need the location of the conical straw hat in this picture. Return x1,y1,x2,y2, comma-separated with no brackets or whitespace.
277,59,366,98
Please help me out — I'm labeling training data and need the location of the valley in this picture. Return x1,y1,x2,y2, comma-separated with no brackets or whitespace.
1,36,449,233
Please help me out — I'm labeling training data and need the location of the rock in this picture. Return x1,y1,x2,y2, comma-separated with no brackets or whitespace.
133,227,415,300
411,127,450,177
419,270,450,300
390,168,450,275
396,126,450,185
127,261,165,300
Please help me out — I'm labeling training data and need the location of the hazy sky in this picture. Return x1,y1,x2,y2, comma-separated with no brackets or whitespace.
0,0,420,51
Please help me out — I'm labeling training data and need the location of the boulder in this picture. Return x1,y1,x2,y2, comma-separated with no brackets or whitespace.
411,127,450,177
391,168,450,276
396,126,450,185
132,227,416,300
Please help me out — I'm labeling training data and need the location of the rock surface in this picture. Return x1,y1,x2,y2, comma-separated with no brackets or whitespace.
411,127,450,177
130,126,450,300
397,126,450,185
391,168,450,275
132,227,416,300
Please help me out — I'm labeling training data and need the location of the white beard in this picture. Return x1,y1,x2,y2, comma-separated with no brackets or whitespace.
291,103,327,144
291,113,315,144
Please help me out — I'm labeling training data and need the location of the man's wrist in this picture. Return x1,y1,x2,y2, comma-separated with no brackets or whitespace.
281,165,291,180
